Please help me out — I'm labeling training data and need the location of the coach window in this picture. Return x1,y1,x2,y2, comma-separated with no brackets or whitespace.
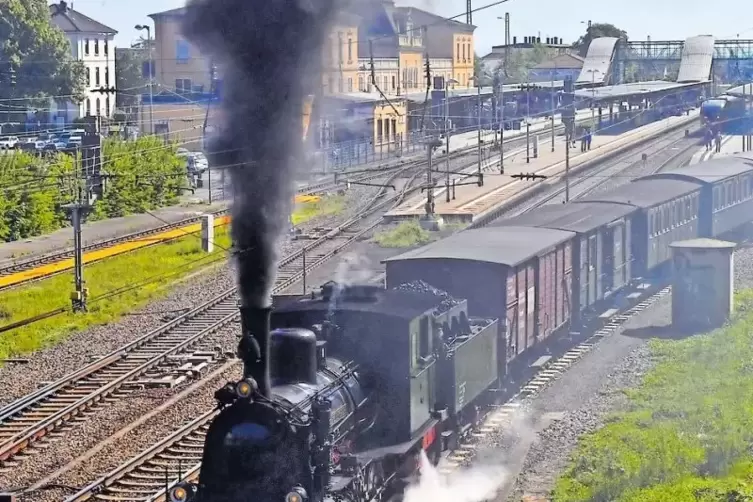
713,187,719,210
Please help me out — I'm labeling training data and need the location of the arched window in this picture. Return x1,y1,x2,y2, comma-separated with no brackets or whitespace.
105,97,110,116
86,68,91,87
86,99,91,116
96,98,101,116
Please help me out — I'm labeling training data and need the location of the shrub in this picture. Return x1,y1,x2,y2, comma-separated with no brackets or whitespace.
0,137,186,242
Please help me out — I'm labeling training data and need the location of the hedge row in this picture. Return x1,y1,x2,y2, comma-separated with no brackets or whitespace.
0,136,186,242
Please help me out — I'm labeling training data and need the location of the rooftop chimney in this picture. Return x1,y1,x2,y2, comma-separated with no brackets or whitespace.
58,1,68,12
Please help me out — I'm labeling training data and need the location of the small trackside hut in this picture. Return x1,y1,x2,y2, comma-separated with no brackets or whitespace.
493,202,636,327
383,226,574,379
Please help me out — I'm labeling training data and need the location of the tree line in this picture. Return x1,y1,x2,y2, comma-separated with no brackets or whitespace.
0,137,186,242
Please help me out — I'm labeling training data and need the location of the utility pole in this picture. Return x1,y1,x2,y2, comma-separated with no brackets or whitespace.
524,81,534,163
135,24,154,134
563,76,575,202
565,127,570,202
551,65,556,152
426,140,442,216
203,61,218,204
444,80,453,202
63,154,92,313
3,63,16,134
499,78,505,174
476,80,483,184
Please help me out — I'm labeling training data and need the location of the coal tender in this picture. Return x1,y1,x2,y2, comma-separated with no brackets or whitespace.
170,281,499,502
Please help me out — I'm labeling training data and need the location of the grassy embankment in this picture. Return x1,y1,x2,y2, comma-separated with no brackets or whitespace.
373,220,433,248
0,196,344,360
373,220,469,248
553,289,753,502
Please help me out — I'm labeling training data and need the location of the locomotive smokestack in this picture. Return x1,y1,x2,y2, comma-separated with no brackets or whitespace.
238,306,272,398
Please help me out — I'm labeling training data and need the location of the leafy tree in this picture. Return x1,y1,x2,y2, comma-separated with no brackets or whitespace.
489,43,556,84
572,23,628,57
115,45,148,109
0,0,86,118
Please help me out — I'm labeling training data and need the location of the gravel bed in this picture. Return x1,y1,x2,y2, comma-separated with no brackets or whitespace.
21,363,244,502
0,180,398,491
0,182,383,408
0,323,241,495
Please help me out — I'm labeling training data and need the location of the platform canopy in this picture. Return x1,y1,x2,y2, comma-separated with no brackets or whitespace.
572,80,704,101
576,37,618,85
677,35,716,83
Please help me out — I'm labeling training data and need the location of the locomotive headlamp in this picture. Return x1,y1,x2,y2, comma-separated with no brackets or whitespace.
168,485,188,502
168,482,197,502
235,378,257,399
285,485,308,502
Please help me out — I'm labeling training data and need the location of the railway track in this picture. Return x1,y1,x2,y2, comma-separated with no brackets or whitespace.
45,127,703,502
509,126,702,216
0,162,422,482
0,127,554,291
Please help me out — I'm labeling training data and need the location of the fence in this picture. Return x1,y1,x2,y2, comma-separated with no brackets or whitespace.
316,132,427,172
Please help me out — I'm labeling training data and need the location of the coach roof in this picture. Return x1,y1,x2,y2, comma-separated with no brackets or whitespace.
636,156,753,185
492,202,634,233
383,226,574,268
576,178,701,208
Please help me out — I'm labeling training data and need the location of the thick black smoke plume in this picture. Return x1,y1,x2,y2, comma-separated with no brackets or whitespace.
182,0,337,308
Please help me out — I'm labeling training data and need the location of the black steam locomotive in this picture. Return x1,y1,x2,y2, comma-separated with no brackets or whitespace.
171,281,499,502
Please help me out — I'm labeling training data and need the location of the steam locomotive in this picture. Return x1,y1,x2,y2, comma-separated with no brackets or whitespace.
171,282,500,502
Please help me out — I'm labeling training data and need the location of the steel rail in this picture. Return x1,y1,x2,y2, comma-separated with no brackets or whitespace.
0,163,420,472
59,124,701,502
53,163,424,502
0,128,543,291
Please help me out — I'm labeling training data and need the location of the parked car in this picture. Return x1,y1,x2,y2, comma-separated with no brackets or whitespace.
66,136,83,148
0,136,19,149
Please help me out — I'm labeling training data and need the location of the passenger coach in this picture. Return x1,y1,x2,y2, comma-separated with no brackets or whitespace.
576,178,703,277
637,156,753,237
384,226,574,376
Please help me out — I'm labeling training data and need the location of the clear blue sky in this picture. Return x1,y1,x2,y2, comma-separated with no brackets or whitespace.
70,0,753,55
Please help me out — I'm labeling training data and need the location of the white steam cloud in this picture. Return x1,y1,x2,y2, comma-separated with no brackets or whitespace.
405,451,506,502
406,405,541,502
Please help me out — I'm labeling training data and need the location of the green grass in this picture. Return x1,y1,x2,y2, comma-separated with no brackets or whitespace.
0,225,233,360
291,195,345,225
373,220,434,248
552,289,753,502
0,197,346,361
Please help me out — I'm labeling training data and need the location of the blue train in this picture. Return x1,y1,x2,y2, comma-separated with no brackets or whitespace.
701,84,752,134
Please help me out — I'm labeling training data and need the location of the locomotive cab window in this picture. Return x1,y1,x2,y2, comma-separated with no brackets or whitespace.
419,316,430,360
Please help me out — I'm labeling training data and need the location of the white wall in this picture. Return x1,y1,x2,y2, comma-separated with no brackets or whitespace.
53,32,117,124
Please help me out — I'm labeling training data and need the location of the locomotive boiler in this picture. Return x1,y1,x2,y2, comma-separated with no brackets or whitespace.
170,281,500,502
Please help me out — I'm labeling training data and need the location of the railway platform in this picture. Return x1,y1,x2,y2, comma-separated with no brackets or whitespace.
691,134,751,165
385,111,699,224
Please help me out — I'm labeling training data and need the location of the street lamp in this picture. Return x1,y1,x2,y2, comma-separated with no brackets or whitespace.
135,24,154,135
444,78,459,201
586,68,602,130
